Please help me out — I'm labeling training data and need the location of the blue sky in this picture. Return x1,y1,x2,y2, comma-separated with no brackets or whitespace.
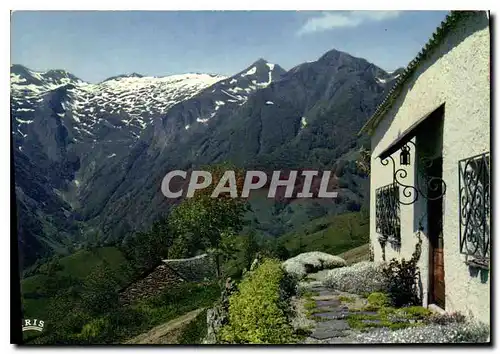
11,11,449,83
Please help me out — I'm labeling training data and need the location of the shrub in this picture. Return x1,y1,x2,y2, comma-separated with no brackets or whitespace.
354,322,490,343
282,252,346,279
424,311,467,325
400,306,431,320
323,261,387,294
367,292,390,308
78,317,110,342
450,321,490,343
220,259,297,344
381,238,422,307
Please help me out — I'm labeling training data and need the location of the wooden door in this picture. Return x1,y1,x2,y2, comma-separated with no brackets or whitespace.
427,157,445,309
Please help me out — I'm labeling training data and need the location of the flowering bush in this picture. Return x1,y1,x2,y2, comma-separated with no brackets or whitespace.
282,252,346,279
323,261,388,294
355,322,490,343
424,311,467,326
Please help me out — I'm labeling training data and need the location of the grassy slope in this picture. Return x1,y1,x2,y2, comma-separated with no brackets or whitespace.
336,243,370,265
21,245,220,344
279,211,369,256
21,247,132,320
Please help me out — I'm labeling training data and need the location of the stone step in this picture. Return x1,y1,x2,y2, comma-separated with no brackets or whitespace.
315,299,341,307
310,320,350,340
312,311,348,320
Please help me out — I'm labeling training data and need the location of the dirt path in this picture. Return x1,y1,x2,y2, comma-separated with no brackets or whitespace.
124,308,204,344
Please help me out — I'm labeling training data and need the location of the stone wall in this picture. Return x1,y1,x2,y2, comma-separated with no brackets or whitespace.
118,253,217,305
119,264,184,305
162,254,217,281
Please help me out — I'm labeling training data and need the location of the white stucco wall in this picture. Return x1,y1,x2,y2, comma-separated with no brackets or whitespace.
369,12,490,325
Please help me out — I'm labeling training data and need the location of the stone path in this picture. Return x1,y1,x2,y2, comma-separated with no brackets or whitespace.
292,269,482,344
296,272,383,344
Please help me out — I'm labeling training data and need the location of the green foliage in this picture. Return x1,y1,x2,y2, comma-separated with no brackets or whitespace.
220,259,297,344
347,308,426,331
79,317,110,341
169,163,249,276
21,247,132,324
355,147,371,176
38,258,63,276
345,304,432,332
338,295,356,303
122,217,172,274
424,311,466,325
178,309,209,344
32,281,220,344
336,244,371,265
367,292,390,308
300,290,319,298
259,237,290,261
400,306,432,319
223,231,261,279
304,298,317,311
279,212,369,257
382,237,422,307
80,261,121,316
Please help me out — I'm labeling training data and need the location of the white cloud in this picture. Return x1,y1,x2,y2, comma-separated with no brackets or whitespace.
297,11,401,35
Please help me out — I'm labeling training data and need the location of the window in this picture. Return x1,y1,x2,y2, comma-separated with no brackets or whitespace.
376,183,401,247
459,152,490,265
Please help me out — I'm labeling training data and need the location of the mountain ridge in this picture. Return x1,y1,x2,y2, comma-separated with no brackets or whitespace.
11,51,403,268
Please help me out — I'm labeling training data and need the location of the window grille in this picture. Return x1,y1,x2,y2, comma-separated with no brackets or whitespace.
459,152,490,264
376,183,401,247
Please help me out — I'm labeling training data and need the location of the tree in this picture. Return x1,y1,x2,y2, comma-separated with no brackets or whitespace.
242,230,259,269
355,147,371,176
80,261,120,316
123,216,173,273
169,162,249,277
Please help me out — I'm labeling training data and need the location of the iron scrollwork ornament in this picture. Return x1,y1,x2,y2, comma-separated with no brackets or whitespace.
379,141,446,205
459,152,490,262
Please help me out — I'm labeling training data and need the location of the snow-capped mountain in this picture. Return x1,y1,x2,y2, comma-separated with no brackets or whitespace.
10,59,286,268
152,59,286,135
11,51,402,269
11,65,227,150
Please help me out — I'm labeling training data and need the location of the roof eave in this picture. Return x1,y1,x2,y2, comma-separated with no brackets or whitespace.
357,10,474,137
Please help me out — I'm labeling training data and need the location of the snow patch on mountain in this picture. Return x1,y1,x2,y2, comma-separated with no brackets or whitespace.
11,66,227,145
241,67,257,77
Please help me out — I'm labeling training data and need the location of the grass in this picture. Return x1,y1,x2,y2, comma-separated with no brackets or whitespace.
304,298,317,311
31,281,220,344
338,295,356,303
346,305,432,331
21,247,133,322
58,247,129,281
177,309,208,344
301,290,320,299
279,212,369,257
336,244,371,265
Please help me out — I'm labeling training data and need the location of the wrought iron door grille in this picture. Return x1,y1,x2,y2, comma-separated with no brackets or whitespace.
376,183,401,247
459,152,490,262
